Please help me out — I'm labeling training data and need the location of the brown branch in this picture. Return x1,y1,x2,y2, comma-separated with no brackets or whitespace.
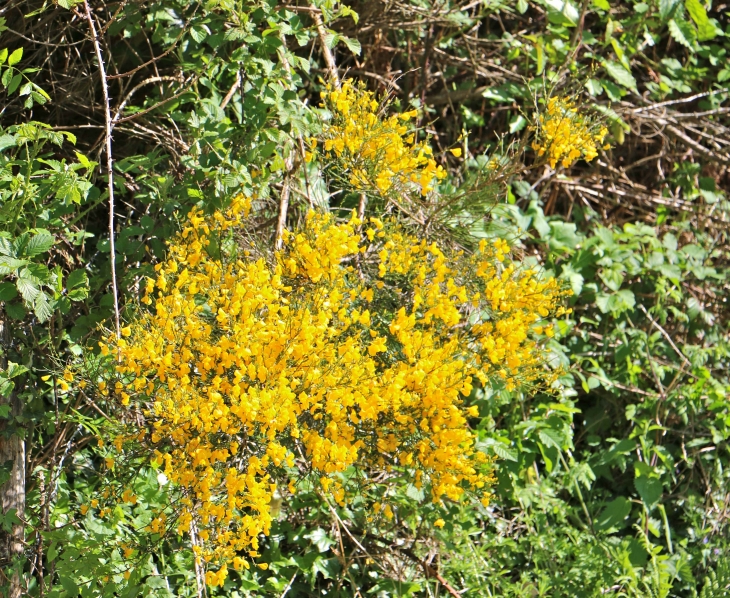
311,5,340,87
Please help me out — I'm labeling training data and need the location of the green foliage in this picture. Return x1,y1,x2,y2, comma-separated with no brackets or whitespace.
1,0,729,596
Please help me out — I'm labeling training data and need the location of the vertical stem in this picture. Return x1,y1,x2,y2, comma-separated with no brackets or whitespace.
84,0,121,341
0,316,24,598
357,193,367,221
274,181,291,251
310,6,340,88
189,519,206,598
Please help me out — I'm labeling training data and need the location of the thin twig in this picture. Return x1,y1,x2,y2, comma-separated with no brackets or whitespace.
220,71,242,109
638,304,692,367
84,0,121,341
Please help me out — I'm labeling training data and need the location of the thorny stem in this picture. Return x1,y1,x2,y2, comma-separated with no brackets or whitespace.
84,1,121,341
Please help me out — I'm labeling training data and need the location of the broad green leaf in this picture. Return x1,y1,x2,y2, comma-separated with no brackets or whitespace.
341,36,361,56
659,0,681,19
635,463,663,511
668,18,695,48
6,362,28,378
67,269,89,301
16,276,40,303
33,292,53,322
543,0,579,23
538,428,565,450
74,151,92,169
685,0,717,41
595,497,632,531
0,134,16,152
22,233,55,257
509,114,527,133
4,301,25,320
492,442,518,462
7,47,22,66
7,73,22,95
603,60,637,90
323,32,337,49
0,257,28,275
0,48,7,64
304,528,336,553
0,282,17,302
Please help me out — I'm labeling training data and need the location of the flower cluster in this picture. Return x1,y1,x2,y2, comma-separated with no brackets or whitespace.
532,97,608,169
104,198,564,586
315,80,446,196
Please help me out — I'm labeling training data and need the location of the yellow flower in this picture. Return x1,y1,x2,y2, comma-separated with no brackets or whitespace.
532,97,609,169
316,80,444,197
449,147,462,157
434,518,445,528
104,199,563,586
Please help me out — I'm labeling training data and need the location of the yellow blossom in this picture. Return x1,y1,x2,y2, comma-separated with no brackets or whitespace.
317,80,445,197
104,198,563,586
532,97,609,169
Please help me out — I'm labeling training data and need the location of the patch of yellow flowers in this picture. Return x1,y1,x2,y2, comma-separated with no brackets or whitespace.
104,196,565,586
314,80,446,196
533,97,608,169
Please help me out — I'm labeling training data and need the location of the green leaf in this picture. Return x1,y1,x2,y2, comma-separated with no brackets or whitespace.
492,442,518,462
538,428,564,450
405,483,425,502
323,32,338,49
509,114,527,133
16,276,40,303
4,302,25,320
7,73,22,95
74,151,92,169
603,60,637,91
0,282,17,302
66,269,89,301
659,0,681,19
585,78,603,96
0,134,16,152
0,48,7,65
33,292,53,322
341,36,361,56
635,463,663,511
6,362,28,379
543,0,579,24
304,528,336,552
595,497,632,531
7,47,22,67
668,18,695,48
22,233,55,257
0,257,28,275
59,575,79,596
593,0,610,9
685,0,717,40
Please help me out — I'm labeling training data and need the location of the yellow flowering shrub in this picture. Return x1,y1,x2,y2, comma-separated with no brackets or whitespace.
104,197,565,586
532,97,608,169
315,80,446,196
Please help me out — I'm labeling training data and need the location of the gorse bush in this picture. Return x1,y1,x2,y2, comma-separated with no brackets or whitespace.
102,173,563,585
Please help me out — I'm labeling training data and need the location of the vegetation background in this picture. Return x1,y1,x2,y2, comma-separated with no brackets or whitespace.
0,0,728,596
